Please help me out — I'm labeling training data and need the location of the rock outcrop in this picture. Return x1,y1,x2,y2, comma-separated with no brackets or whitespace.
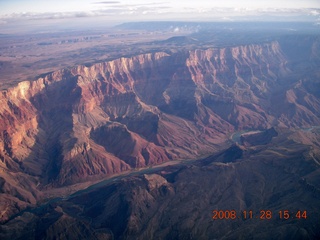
1,39,320,222
2,137,320,240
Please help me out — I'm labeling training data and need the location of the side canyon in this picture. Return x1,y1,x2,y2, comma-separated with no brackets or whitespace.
0,35,320,237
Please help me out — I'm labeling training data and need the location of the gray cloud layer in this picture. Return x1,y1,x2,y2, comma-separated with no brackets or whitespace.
0,5,319,23
93,1,121,4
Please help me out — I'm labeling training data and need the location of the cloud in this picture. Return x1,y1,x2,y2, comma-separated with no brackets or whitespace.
1,5,319,24
310,10,320,16
221,17,234,21
93,1,121,4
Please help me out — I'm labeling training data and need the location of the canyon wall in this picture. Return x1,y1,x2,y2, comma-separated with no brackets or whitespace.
1,40,320,222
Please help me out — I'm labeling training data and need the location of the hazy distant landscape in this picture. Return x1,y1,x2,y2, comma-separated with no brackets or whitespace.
0,25,189,89
1,21,318,88
1,0,320,239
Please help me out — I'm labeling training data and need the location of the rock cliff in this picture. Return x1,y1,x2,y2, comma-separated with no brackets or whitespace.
1,40,320,222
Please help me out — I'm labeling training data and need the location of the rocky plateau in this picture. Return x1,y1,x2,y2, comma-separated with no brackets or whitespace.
0,34,320,239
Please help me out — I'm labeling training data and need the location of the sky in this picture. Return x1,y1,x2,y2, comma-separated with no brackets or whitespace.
0,0,319,32
0,0,319,14
0,0,319,15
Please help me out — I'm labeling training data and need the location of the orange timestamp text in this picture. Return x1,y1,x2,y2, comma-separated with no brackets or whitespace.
212,210,307,220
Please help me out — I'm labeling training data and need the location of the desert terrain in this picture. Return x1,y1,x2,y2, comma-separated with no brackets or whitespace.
0,21,320,239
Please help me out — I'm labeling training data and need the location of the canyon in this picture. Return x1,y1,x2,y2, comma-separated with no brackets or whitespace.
0,30,320,239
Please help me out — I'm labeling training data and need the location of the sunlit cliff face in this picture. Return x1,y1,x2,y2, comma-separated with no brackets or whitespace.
0,37,320,223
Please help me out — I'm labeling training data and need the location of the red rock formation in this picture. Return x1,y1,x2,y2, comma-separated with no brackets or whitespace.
0,40,320,222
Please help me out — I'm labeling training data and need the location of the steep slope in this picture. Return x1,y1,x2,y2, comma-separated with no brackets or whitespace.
2,130,320,240
0,38,320,222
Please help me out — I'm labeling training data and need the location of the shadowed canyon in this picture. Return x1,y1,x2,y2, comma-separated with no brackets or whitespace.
0,28,320,239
